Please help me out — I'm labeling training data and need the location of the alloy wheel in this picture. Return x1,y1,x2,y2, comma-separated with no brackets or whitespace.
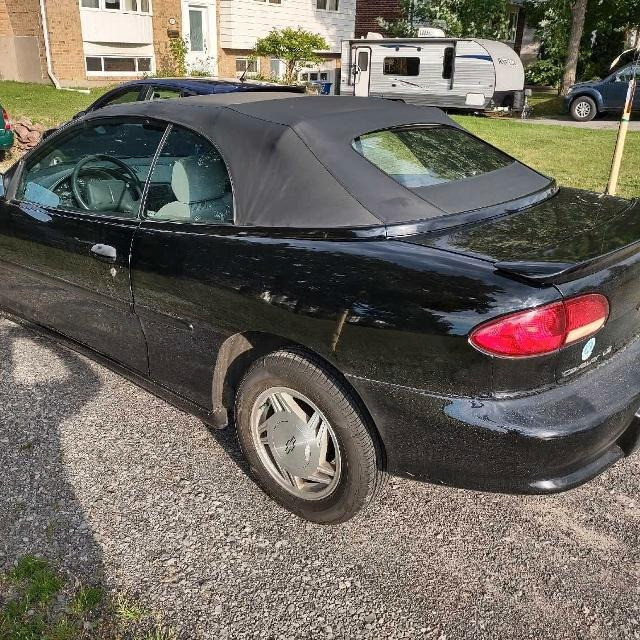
250,387,342,500
575,100,592,119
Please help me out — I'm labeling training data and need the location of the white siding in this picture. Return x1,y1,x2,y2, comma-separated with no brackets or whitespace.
219,0,356,53
80,9,153,44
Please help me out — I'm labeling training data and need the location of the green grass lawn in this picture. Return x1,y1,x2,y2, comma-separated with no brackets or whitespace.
454,115,639,199
0,555,174,639
528,90,565,118
0,81,109,127
0,80,637,199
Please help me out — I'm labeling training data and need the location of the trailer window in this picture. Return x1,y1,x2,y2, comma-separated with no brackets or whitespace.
383,57,420,76
442,47,454,80
357,51,369,72
352,126,513,189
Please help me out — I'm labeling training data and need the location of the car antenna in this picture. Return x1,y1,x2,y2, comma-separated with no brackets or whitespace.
239,68,247,83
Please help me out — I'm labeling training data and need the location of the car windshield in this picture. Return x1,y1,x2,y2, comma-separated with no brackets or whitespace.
352,126,514,189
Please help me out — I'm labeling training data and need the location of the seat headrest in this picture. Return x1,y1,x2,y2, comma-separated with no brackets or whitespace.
171,154,229,204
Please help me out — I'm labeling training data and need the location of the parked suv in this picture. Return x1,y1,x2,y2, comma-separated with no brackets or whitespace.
565,64,640,122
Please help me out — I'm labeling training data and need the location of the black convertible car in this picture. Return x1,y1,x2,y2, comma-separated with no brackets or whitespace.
1,93,639,523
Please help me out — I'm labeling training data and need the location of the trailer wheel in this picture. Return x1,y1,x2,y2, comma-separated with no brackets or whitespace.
570,96,597,122
501,94,514,109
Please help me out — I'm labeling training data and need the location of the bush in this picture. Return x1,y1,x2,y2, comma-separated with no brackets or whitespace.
525,59,564,88
254,28,329,84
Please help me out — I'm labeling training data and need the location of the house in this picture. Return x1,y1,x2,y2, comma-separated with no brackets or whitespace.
218,0,356,80
0,0,181,86
0,0,355,87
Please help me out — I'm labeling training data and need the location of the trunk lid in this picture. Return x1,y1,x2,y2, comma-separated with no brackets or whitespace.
399,187,640,385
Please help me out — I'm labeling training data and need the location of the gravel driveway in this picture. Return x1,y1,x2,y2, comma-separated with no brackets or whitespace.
1,316,639,639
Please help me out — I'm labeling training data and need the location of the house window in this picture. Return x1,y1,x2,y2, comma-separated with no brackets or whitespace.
269,58,284,78
85,56,153,74
236,58,258,74
86,56,102,71
317,0,339,9
124,0,150,10
80,0,151,13
384,57,420,76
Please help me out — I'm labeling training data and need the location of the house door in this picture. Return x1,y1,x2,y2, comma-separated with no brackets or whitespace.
353,47,371,97
185,5,210,72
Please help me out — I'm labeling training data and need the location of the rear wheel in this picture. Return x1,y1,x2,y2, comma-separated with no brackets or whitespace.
235,349,385,524
570,96,597,122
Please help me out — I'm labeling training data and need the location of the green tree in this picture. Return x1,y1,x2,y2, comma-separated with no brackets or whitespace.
525,0,639,90
376,0,511,40
254,27,330,84
561,0,588,94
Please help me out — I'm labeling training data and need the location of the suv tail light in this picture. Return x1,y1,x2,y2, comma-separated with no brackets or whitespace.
2,108,10,130
469,293,609,358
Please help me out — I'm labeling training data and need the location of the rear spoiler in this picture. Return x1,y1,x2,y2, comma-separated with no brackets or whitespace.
496,238,640,285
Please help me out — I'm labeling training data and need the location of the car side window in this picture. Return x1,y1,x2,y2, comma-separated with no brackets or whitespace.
615,69,630,83
614,67,640,83
97,88,142,109
151,87,184,100
144,126,233,224
17,118,167,218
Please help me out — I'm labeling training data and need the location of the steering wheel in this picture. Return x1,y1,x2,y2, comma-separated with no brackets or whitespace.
71,154,143,211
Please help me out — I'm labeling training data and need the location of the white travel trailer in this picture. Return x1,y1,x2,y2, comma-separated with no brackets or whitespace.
340,36,525,111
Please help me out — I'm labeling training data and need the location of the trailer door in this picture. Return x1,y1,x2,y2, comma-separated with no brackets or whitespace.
353,47,371,97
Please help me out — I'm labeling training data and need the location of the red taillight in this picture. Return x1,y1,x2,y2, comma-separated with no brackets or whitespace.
469,293,609,358
2,108,10,130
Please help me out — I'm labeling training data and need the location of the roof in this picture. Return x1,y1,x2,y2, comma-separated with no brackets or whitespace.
346,37,473,44
87,94,549,229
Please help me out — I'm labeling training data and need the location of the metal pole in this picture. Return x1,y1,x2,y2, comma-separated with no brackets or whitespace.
606,77,636,196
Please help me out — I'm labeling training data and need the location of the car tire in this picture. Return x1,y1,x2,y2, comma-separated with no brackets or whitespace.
570,96,597,122
235,348,386,524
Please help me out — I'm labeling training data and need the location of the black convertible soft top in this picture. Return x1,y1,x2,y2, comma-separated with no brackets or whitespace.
91,93,551,229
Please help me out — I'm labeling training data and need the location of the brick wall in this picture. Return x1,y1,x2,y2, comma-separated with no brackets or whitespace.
0,0,14,37
153,0,182,75
44,0,85,85
355,0,401,38
217,49,272,79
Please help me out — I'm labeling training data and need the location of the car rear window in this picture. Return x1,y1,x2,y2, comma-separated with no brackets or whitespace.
352,126,513,189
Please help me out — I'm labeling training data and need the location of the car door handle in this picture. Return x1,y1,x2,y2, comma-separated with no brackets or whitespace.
90,244,117,263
